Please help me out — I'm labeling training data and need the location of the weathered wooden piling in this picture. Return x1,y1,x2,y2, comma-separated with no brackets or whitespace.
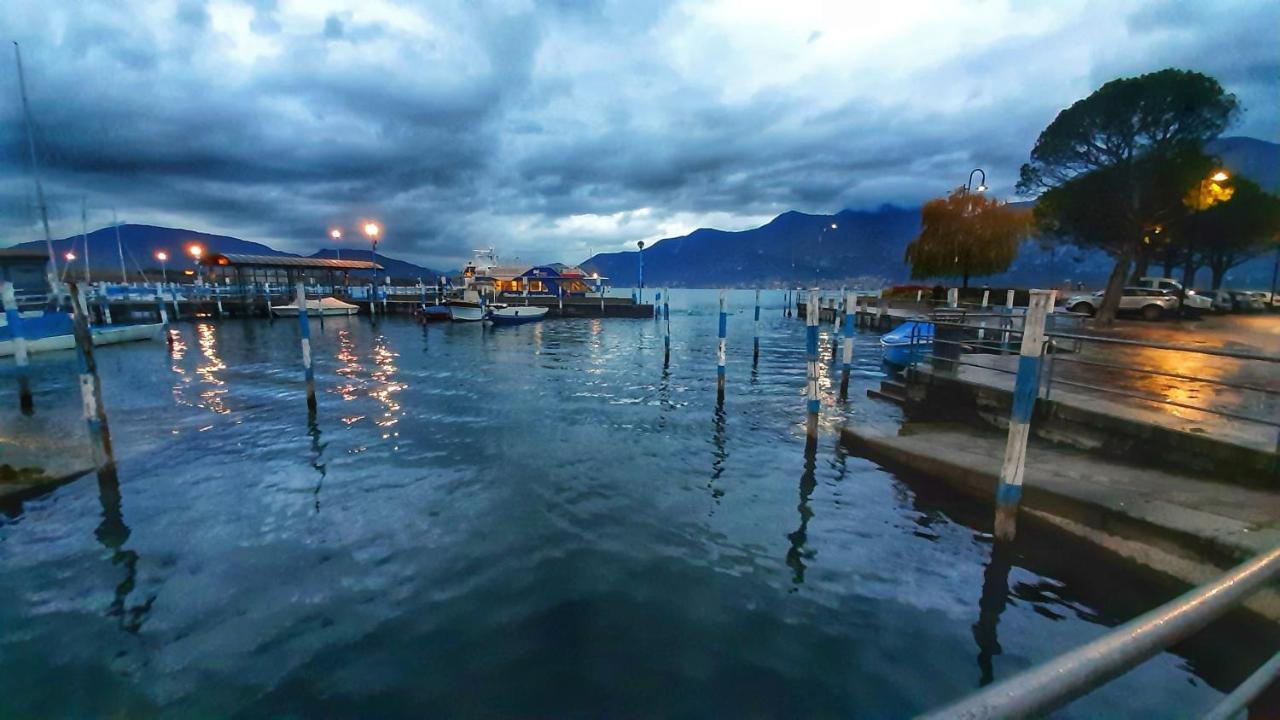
752,289,761,367
296,281,317,414
716,289,727,404
1002,289,1015,352
98,283,113,325
994,289,1054,541
68,282,115,475
805,289,820,442
168,282,180,318
978,289,990,341
876,292,887,329
947,287,959,308
831,288,844,362
1,282,33,413
839,290,854,399
663,289,671,368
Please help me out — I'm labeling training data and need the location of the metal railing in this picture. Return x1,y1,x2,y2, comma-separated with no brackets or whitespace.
919,545,1280,719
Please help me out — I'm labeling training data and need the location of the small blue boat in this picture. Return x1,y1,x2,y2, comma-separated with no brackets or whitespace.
880,320,933,367
417,304,451,321
0,311,163,357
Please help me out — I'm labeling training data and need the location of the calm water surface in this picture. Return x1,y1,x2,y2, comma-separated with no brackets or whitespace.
0,289,1257,717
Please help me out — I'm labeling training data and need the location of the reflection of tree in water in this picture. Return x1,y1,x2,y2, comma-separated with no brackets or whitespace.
972,540,1014,686
95,473,155,634
785,439,819,588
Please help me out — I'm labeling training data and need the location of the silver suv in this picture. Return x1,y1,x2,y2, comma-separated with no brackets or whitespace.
1065,286,1181,321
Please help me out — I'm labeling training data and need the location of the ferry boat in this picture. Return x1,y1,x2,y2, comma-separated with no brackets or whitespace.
0,311,163,358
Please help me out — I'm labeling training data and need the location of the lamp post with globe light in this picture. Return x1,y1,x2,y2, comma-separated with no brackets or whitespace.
364,222,381,303
188,244,203,285
637,240,645,304
330,229,342,262
155,251,169,284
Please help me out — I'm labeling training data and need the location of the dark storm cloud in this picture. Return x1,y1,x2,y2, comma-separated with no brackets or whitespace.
1,0,1276,268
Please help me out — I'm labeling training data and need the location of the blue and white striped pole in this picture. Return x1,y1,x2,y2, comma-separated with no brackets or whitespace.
994,289,1055,541
716,288,727,404
68,282,116,476
654,291,661,320
805,289,820,443
831,287,845,361
752,289,761,367
1,281,33,413
839,290,855,399
296,281,317,414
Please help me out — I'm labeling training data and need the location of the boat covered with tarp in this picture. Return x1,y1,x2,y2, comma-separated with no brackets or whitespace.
0,311,163,357
880,319,933,367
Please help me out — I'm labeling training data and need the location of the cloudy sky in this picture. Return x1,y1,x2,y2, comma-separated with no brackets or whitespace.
2,0,1276,268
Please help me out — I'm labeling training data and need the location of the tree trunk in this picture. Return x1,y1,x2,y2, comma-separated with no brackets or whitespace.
962,269,970,289
1095,246,1133,327
1131,251,1149,283
1211,265,1226,290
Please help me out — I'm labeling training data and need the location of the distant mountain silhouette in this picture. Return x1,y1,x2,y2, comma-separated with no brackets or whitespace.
584,136,1279,289
7,224,439,281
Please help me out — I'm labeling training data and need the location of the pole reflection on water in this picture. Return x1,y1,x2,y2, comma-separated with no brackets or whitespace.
95,471,154,634
708,403,728,507
972,540,1015,687
786,434,819,588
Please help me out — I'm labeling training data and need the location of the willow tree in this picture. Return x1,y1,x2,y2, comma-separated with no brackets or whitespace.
904,187,1031,287
1017,69,1238,325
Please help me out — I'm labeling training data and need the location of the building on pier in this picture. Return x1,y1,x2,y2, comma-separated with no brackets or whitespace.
0,248,52,303
200,253,382,293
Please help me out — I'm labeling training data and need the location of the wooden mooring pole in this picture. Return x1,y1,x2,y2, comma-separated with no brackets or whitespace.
994,289,1054,541
716,288,727,404
296,281,317,414
805,289,819,444
839,290,854,400
663,288,671,368
831,287,844,362
752,289,760,367
68,282,116,477
1,281,34,413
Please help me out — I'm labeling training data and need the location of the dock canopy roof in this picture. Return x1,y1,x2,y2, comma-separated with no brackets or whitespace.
202,252,382,271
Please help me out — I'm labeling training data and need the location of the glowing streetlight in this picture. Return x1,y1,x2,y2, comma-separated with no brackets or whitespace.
1211,171,1229,183
156,250,169,284
330,228,343,262
64,251,76,262
966,168,987,194
188,244,203,259
364,222,381,294
637,240,645,303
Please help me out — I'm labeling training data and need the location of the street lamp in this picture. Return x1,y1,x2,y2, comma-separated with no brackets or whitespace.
966,168,987,194
637,240,645,304
364,222,381,297
156,250,169,284
188,244,204,285
330,228,343,262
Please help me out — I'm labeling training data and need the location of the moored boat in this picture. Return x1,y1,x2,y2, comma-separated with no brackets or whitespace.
488,305,548,325
447,289,491,322
880,319,934,367
271,297,359,317
0,312,163,358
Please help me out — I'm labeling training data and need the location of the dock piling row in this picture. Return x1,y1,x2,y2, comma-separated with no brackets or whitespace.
994,288,1055,541
1,281,34,413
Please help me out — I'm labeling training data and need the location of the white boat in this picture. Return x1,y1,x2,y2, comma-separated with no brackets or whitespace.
0,312,164,358
488,305,548,324
271,297,359,317
447,289,493,322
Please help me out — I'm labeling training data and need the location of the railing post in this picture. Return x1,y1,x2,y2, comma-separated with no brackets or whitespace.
876,291,887,329
839,290,855,399
68,282,115,477
1002,288,1015,352
716,288,727,405
994,289,1055,541
805,290,820,444
752,289,760,367
947,287,958,308
169,282,180,318
2,281,34,414
831,287,845,361
99,283,113,325
296,281,317,414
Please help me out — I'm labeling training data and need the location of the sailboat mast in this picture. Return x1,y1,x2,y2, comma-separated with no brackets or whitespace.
113,209,127,284
13,42,58,287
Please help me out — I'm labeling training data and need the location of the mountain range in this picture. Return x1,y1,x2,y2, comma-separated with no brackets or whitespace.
7,224,443,282
581,136,1279,289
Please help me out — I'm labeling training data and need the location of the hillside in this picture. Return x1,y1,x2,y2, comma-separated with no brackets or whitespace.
8,225,439,281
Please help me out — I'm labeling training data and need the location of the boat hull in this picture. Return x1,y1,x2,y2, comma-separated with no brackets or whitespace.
489,306,548,325
418,305,451,321
448,303,486,322
0,323,164,358
271,298,359,317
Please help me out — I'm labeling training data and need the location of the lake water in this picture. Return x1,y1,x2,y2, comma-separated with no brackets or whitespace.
0,289,1263,717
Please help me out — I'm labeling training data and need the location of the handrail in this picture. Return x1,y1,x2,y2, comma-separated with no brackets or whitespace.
1202,651,1280,720
918,545,1280,720
1045,331,1280,363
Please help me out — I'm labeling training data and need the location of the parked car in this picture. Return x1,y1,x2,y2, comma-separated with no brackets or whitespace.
1225,290,1267,312
1135,276,1213,314
1197,289,1235,313
1248,291,1278,312
1065,286,1180,321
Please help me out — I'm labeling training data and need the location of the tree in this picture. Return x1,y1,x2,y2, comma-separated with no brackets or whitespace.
904,186,1030,287
1178,176,1280,289
1017,69,1238,325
